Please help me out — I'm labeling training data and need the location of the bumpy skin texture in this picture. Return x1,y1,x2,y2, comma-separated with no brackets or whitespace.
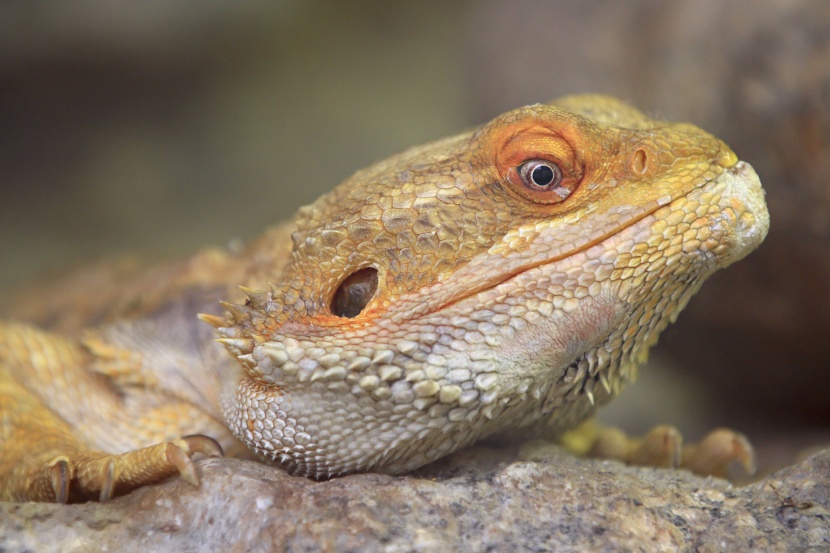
0,95,769,501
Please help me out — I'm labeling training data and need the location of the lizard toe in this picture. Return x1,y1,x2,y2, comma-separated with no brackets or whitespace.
629,425,683,469
681,428,756,478
588,424,683,469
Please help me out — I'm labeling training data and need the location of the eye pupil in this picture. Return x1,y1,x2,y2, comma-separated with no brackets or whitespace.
531,164,555,186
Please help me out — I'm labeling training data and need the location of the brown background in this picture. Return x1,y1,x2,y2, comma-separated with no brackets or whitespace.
1,0,828,473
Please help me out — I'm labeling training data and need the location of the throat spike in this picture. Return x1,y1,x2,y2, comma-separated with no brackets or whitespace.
216,338,254,355
239,286,269,308
220,301,252,322
197,313,226,329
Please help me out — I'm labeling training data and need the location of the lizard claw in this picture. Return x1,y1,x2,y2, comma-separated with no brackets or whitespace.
166,435,224,487
181,434,224,458
48,457,72,504
166,443,200,486
100,458,116,502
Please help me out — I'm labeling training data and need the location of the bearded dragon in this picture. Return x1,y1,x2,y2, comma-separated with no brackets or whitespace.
0,95,769,503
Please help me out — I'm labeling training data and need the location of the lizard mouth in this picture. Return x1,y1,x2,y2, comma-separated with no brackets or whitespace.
430,161,767,315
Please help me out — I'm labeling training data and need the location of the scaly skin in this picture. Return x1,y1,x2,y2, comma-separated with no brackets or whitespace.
0,95,769,502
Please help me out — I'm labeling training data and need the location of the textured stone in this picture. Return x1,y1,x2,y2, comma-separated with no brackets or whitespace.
2,445,828,552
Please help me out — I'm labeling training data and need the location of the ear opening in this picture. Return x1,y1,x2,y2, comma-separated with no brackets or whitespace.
330,267,379,318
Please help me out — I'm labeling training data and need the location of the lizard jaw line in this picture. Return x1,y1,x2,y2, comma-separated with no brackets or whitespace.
430,207,658,316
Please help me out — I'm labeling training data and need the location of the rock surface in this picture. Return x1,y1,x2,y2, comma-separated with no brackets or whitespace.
2,444,828,552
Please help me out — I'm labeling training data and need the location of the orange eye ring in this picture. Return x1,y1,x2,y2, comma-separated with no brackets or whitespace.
491,121,584,205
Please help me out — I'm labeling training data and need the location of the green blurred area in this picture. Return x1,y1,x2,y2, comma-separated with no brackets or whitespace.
0,1,473,289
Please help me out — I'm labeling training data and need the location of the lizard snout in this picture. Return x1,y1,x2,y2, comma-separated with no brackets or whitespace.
702,160,770,268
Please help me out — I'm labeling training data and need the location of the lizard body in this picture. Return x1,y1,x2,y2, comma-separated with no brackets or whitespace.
0,95,769,502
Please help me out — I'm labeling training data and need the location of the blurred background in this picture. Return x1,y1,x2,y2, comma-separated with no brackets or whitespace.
1,0,828,474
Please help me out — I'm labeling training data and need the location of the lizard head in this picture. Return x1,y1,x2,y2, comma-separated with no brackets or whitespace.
207,95,769,477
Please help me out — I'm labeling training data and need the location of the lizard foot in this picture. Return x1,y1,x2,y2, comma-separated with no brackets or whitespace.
587,424,756,479
44,435,223,503
559,420,755,480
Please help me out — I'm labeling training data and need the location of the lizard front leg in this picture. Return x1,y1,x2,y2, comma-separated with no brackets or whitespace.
0,323,223,502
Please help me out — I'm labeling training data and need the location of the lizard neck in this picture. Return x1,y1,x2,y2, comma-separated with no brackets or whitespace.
93,287,233,420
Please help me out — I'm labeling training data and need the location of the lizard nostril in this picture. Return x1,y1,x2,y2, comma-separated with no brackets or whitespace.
331,267,379,318
630,148,649,175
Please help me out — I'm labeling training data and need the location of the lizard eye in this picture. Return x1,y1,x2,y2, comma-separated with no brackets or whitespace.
507,159,573,203
519,160,562,191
